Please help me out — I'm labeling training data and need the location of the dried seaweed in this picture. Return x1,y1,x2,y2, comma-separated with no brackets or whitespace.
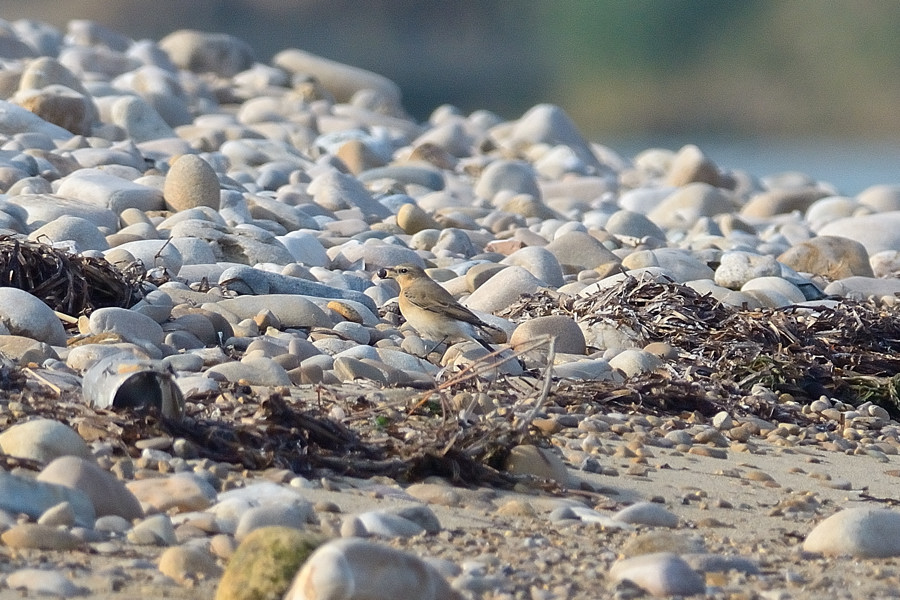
0,236,144,316
501,275,900,418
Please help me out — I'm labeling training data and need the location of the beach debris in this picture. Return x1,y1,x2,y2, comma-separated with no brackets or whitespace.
82,356,184,421
0,235,143,316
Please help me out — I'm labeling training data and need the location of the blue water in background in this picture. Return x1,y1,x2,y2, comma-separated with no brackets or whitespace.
607,137,900,197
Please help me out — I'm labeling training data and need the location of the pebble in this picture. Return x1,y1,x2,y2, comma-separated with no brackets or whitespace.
158,545,223,586
89,306,165,346
803,507,900,558
37,455,144,520
1,523,82,550
743,186,829,218
112,240,184,276
605,209,666,241
463,266,544,313
0,335,57,363
544,230,619,270
715,250,781,289
475,159,541,202
0,470,95,527
164,154,221,212
666,143,721,187
504,444,570,485
283,538,460,600
608,349,664,377
273,48,401,106
647,183,734,229
621,248,714,282
6,568,86,597
38,501,77,527
613,502,679,527
126,472,218,513
0,287,67,345
217,270,374,313
56,168,165,213
509,315,585,355
0,99,74,139
129,514,177,546
0,418,93,462
817,211,900,255
500,246,565,287
608,552,706,597
29,214,110,252
345,510,426,538
233,501,313,540
778,235,874,279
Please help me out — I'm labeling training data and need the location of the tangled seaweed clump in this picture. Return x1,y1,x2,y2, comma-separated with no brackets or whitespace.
501,274,900,419
0,235,145,316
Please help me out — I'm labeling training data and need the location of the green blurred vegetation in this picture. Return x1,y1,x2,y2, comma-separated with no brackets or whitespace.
535,1,900,138
3,0,900,139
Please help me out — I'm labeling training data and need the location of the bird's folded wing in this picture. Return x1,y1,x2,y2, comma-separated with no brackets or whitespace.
403,289,486,326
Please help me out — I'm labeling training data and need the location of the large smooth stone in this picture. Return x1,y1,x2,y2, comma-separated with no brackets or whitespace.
55,168,164,213
283,538,460,600
509,315,585,355
804,507,900,558
609,552,705,597
0,287,66,345
463,266,543,313
160,29,255,77
164,154,220,212
777,235,873,279
0,471,95,528
817,211,900,255
0,418,92,463
37,456,143,520
544,231,620,271
740,186,829,218
273,48,401,106
0,100,74,140
648,183,734,229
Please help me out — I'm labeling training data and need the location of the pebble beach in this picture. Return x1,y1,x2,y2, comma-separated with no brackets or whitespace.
1,18,900,600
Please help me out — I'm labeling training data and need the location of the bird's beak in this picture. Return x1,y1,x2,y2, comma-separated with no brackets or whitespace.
377,268,390,279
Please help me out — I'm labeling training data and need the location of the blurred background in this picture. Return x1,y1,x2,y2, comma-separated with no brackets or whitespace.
2,0,899,193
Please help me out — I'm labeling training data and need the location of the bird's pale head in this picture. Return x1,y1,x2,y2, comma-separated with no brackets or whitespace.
377,263,427,288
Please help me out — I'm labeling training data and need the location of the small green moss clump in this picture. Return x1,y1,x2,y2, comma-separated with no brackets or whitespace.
215,527,322,600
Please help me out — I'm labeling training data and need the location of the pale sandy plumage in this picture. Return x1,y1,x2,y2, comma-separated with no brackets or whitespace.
378,264,498,351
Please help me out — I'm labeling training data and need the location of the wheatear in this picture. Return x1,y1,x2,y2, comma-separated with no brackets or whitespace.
378,264,500,352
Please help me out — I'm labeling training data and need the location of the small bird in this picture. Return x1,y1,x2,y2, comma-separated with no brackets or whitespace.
378,263,500,352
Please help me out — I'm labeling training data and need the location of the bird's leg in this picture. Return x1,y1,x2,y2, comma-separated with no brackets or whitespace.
426,336,451,356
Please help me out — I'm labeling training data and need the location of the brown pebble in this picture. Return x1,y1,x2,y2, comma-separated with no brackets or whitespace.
158,544,222,586
209,533,236,560
688,447,728,459
613,446,637,458
728,425,753,442
314,501,341,513
532,417,562,435
1,524,81,550
496,499,537,518
744,470,775,482
326,300,364,323
626,464,648,477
